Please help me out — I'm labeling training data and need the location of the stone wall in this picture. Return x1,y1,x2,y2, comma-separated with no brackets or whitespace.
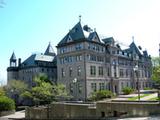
25,106,48,119
96,101,160,117
49,103,97,119
25,102,160,119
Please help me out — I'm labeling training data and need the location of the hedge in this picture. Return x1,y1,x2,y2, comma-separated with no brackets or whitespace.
0,96,15,111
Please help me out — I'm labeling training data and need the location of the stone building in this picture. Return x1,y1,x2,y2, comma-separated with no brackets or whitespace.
7,43,57,86
56,21,152,100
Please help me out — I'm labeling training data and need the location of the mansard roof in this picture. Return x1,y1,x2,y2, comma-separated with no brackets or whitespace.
44,42,55,56
10,52,16,60
124,42,142,55
22,54,56,66
123,41,150,58
57,22,102,46
102,37,115,45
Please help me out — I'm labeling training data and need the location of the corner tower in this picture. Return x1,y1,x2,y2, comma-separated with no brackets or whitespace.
10,52,17,67
7,52,19,82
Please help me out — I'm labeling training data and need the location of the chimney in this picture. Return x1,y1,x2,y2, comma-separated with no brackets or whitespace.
18,58,21,66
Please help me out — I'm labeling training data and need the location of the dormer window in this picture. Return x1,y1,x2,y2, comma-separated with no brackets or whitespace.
75,28,78,32
67,35,72,43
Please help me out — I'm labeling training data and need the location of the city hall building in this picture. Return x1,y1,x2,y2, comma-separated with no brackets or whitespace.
7,20,152,101
56,21,152,100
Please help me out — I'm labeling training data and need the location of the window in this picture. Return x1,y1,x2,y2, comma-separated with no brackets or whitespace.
77,66,81,76
75,43,83,50
98,66,104,76
91,83,97,92
121,82,124,89
120,69,124,77
76,55,82,61
114,65,117,77
99,83,105,91
107,67,110,76
78,83,82,93
70,83,74,93
69,67,73,77
61,68,65,77
90,54,96,61
126,69,129,77
90,66,96,76
97,56,104,62
60,47,66,54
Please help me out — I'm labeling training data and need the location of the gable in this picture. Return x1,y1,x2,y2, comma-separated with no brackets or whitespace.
66,35,73,43
88,32,101,43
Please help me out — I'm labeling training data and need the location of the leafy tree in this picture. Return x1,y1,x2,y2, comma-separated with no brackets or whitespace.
0,87,5,96
151,57,160,84
4,80,28,95
152,66,160,84
22,74,69,105
152,57,160,67
89,90,113,101
0,96,15,111
4,80,28,106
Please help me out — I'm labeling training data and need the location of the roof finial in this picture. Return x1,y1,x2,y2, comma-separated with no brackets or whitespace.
94,28,96,32
132,36,134,42
79,15,81,22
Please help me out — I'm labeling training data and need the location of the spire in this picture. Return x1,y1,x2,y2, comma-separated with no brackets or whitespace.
132,36,134,42
79,15,81,22
10,52,17,67
44,42,55,56
10,52,16,60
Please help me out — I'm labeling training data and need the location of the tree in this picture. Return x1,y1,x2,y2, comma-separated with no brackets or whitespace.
152,66,160,84
22,74,69,105
0,87,5,96
152,57,160,67
122,87,134,95
4,80,28,106
89,90,113,101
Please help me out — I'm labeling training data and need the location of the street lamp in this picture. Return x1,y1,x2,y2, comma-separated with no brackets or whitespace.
133,65,140,101
73,78,77,100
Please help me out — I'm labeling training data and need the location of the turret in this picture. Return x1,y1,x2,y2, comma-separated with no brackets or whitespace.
44,42,56,56
10,52,17,67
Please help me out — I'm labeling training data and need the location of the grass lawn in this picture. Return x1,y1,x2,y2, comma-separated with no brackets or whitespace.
128,94,150,101
149,97,160,101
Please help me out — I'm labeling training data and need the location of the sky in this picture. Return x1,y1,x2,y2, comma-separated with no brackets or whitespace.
0,0,160,85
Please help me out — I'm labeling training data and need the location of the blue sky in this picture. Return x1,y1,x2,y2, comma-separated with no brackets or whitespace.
0,0,160,85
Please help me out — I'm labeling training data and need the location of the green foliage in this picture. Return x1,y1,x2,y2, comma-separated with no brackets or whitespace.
144,87,152,90
22,74,69,105
122,87,134,95
0,87,5,96
90,90,113,101
4,80,28,96
0,96,15,111
152,57,160,67
152,65,160,84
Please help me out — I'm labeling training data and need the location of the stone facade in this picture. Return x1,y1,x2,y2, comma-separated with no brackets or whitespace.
57,21,152,100
7,43,57,85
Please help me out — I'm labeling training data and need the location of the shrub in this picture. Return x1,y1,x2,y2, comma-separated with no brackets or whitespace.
144,87,152,90
90,90,113,101
122,87,134,95
0,96,15,111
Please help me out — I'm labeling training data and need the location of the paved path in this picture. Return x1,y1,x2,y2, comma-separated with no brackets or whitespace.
0,110,25,120
112,92,158,101
140,93,157,100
